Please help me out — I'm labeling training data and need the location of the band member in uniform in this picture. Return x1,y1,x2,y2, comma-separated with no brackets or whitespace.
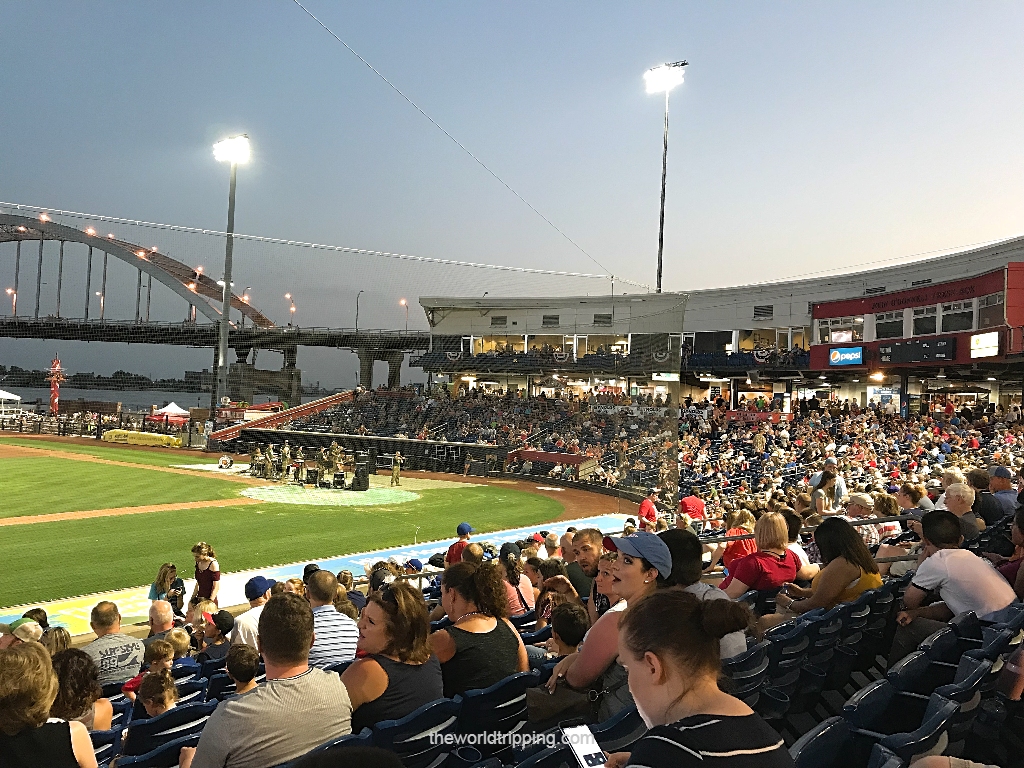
280,441,292,482
265,443,278,480
391,451,403,486
295,445,305,483
250,446,265,477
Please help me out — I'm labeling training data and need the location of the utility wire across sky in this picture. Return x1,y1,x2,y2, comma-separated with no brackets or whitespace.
290,0,614,278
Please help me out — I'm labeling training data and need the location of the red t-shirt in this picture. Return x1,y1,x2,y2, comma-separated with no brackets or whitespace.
638,498,658,525
721,550,800,591
446,539,469,565
722,529,758,568
679,496,706,520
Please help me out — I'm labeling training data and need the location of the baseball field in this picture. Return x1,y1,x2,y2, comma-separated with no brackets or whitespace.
0,435,575,609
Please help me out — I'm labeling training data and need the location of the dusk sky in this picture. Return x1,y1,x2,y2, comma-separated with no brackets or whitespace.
2,2,1023,387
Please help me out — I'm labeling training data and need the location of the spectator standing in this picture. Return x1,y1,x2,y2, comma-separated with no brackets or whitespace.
638,489,659,531
81,602,144,686
444,523,473,568
0,642,99,768
890,511,1018,663
189,542,221,607
342,582,443,732
232,576,275,647
181,594,353,768
307,571,359,667
149,563,186,617
50,649,113,732
604,590,791,768
428,561,529,698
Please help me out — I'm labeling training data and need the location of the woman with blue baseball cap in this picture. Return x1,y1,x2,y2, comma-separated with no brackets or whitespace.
537,531,672,722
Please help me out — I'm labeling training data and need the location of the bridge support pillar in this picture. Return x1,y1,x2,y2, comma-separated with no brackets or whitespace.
357,349,375,390
386,352,405,389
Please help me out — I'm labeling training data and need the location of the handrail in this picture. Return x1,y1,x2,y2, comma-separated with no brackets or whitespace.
208,390,355,443
696,514,917,544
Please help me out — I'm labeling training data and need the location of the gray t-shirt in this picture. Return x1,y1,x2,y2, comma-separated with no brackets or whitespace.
190,667,353,768
684,582,748,660
82,633,145,685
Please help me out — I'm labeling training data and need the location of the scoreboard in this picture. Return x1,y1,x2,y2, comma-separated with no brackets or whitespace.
877,337,957,364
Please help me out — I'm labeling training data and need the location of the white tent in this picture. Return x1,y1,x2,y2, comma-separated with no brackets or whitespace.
153,402,190,416
0,389,22,416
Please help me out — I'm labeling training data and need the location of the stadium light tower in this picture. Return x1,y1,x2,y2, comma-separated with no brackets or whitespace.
355,290,365,332
5,288,15,316
212,133,251,408
644,60,687,294
400,298,408,331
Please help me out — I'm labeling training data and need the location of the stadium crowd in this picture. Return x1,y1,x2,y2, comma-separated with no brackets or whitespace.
2,403,1024,767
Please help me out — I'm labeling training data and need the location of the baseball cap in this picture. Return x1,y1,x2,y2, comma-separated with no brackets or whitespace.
846,493,875,509
991,465,1013,479
824,457,838,466
499,542,521,563
602,532,673,579
531,532,544,542
457,522,474,536
404,558,423,572
0,618,43,643
369,569,396,592
646,488,658,496
302,564,321,583
202,610,235,636
244,575,276,601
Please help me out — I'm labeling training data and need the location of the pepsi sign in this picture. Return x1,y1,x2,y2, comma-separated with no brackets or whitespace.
829,347,863,366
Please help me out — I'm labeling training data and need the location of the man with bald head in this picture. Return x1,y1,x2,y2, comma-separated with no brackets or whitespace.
144,600,175,648
560,529,576,564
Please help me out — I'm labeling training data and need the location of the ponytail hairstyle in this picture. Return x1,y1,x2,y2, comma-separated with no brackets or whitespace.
138,669,178,710
366,581,431,664
441,561,509,619
191,542,217,560
619,589,751,682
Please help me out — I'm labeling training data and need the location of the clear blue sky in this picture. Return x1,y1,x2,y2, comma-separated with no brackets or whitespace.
2,1,1023,384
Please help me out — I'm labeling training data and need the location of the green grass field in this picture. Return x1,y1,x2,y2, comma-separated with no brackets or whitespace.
2,457,242,517
0,438,564,607
0,436,219,468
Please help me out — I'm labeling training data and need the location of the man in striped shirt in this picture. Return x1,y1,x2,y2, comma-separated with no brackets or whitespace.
306,570,358,667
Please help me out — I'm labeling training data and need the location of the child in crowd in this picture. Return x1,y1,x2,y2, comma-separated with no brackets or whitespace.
166,627,199,669
138,669,178,718
546,602,590,657
225,644,260,696
122,640,174,701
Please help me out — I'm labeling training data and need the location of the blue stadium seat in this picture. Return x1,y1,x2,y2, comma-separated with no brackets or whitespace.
169,663,200,683
114,733,201,768
371,696,462,768
204,673,235,702
590,705,647,753
867,744,906,768
111,697,133,729
520,625,553,645
877,695,959,763
270,729,374,768
325,660,354,675
199,657,227,680
458,671,541,759
102,681,130,704
789,716,851,768
122,701,218,757
89,722,125,767
510,609,538,633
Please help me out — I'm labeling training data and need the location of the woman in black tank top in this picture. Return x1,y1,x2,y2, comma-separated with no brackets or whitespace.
427,561,529,698
343,582,445,731
0,643,97,768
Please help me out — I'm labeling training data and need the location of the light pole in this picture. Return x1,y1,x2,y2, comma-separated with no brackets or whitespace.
355,290,365,332
95,291,104,320
212,134,251,408
5,288,15,316
285,293,296,326
400,298,408,332
644,60,687,294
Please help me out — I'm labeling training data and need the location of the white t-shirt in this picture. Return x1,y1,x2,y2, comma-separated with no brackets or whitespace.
911,549,1017,620
787,542,810,568
231,604,265,647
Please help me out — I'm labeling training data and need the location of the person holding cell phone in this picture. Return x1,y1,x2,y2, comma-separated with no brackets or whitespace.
604,590,793,768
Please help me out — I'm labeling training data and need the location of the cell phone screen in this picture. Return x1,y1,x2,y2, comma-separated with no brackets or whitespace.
561,725,607,767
